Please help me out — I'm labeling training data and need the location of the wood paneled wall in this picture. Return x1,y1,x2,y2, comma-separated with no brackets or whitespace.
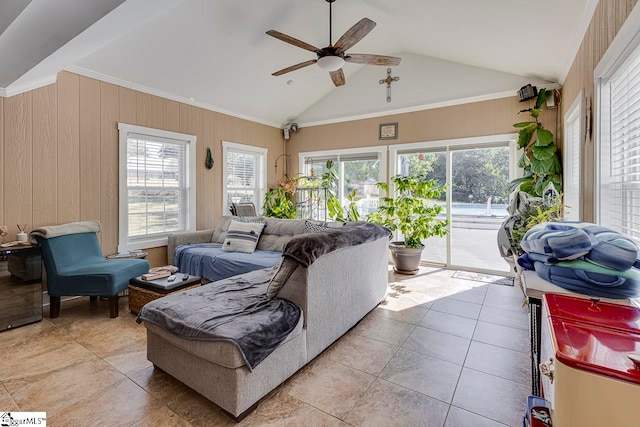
286,96,557,175
0,71,283,266
561,0,638,222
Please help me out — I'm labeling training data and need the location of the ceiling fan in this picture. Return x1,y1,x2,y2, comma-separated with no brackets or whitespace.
266,0,401,87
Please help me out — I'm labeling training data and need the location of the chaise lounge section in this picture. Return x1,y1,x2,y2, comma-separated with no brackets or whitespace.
139,222,390,420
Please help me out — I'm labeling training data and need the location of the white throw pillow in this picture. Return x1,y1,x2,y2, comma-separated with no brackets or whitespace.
221,220,266,253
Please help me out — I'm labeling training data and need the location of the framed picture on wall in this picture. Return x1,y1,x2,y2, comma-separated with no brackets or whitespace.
379,122,398,140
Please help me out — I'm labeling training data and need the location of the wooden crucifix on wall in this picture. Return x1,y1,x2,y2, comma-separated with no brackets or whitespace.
379,68,399,102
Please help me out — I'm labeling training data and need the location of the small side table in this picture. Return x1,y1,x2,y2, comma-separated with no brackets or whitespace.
128,274,201,314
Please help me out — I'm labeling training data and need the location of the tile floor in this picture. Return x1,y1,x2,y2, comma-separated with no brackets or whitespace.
0,266,532,426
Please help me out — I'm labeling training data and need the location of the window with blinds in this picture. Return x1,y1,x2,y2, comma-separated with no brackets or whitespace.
118,123,196,252
222,141,267,213
598,41,640,242
563,92,583,221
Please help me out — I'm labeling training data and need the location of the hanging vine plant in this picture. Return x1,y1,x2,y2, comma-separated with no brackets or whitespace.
509,88,562,197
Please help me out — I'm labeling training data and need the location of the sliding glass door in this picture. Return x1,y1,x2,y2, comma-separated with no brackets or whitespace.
393,136,515,274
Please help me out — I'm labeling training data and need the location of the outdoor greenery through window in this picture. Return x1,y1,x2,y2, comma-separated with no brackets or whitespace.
118,123,196,252
223,141,267,213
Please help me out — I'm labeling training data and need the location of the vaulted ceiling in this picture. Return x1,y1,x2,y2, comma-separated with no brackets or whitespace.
0,0,598,128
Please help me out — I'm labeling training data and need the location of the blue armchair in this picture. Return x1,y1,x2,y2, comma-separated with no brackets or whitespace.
32,221,149,318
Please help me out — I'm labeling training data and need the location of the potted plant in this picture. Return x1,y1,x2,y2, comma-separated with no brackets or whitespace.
368,174,449,274
509,88,563,197
262,175,304,219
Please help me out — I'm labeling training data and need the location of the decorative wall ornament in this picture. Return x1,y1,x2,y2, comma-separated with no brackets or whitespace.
205,148,214,169
379,68,399,102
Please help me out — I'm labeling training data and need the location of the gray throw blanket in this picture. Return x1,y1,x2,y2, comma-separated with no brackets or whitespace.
136,266,301,371
283,222,391,267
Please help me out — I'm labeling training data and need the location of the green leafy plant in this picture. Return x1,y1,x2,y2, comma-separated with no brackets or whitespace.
509,194,565,251
367,175,450,248
509,89,562,197
262,175,304,219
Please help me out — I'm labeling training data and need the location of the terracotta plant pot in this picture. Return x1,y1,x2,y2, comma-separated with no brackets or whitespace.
389,241,424,275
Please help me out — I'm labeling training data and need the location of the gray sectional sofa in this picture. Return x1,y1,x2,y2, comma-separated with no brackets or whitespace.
167,216,306,282
140,219,390,421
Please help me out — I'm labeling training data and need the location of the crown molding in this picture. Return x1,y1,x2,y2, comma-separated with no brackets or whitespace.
0,75,57,97
65,65,281,128
297,83,560,128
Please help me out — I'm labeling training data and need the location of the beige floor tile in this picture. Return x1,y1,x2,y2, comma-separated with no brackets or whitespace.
375,299,429,324
419,310,477,339
345,378,449,427
483,292,527,312
8,358,125,417
445,406,508,427
464,341,531,386
326,332,398,375
352,311,415,346
283,356,375,420
0,319,58,348
380,348,462,403
48,379,164,427
130,406,193,427
0,383,19,411
452,368,528,427
130,366,191,405
430,298,482,320
103,348,153,376
1,341,97,384
445,287,487,304
479,305,528,330
240,392,348,426
403,326,471,365
166,388,236,426
473,320,530,353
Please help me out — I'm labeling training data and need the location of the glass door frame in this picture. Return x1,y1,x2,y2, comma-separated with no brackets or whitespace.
389,133,519,275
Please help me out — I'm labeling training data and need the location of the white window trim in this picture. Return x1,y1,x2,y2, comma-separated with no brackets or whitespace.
563,91,584,221
222,141,268,213
594,5,640,224
118,123,197,252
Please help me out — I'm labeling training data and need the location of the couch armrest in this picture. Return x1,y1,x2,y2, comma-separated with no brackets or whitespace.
167,229,215,265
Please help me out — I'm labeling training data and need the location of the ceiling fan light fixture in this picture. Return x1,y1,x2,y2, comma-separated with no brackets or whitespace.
317,55,344,71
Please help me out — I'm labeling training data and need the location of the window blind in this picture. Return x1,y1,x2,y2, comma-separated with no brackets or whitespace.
563,96,582,221
600,46,640,241
126,135,188,238
224,142,266,211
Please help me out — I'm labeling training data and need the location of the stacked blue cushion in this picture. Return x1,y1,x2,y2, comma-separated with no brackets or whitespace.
518,221,640,299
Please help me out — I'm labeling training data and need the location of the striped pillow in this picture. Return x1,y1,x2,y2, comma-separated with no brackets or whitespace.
221,220,266,253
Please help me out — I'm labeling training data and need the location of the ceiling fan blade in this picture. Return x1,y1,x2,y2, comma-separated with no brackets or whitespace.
333,18,376,53
272,60,317,76
266,30,320,53
329,69,345,87
345,54,401,66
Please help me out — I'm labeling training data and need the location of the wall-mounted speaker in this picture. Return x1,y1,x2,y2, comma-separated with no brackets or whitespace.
283,128,290,140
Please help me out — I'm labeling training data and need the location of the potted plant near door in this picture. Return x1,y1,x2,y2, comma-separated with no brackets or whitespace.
368,174,450,274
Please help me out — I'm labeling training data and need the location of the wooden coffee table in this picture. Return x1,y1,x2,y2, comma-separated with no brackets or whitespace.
128,274,201,314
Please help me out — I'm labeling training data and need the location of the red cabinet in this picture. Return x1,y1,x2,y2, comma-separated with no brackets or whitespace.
540,294,640,426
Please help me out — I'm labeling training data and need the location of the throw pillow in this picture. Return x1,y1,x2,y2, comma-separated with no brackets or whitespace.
221,220,265,253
